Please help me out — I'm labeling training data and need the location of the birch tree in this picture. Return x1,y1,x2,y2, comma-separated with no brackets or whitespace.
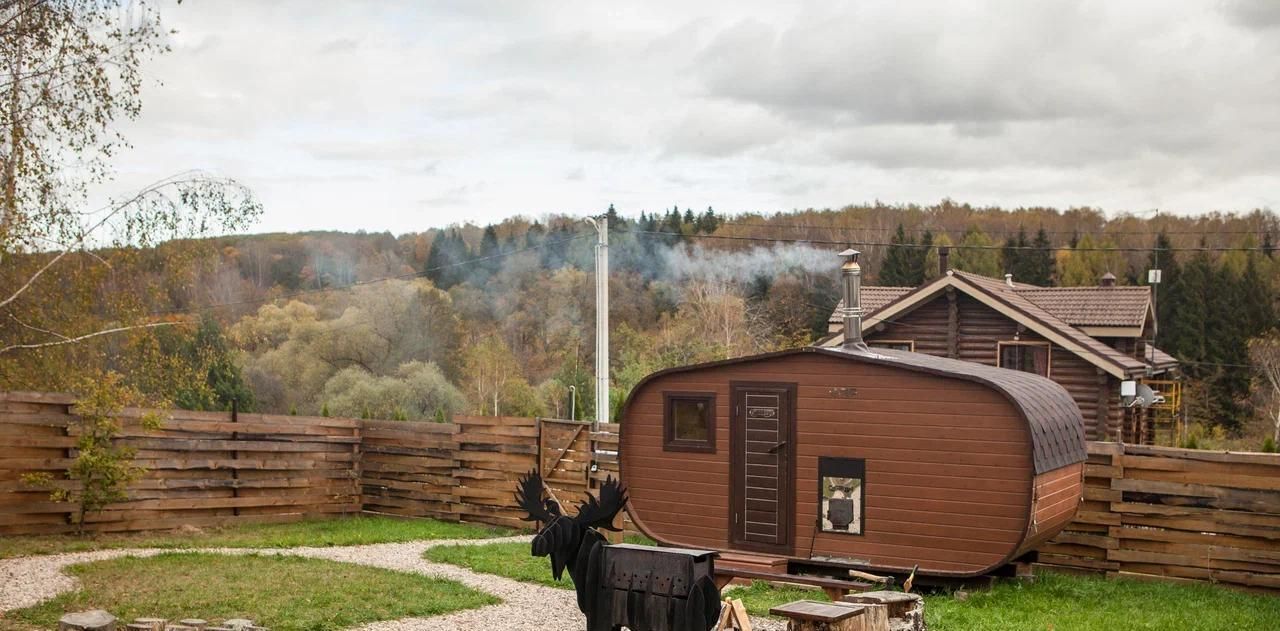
1,1,260,362
1249,333,1280,445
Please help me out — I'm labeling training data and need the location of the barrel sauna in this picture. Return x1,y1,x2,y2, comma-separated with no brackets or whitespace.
618,345,1086,577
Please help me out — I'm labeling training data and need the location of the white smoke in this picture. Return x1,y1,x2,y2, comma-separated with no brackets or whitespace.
663,243,836,285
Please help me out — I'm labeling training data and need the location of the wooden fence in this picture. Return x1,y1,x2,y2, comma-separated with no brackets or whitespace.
0,392,360,535
1038,441,1280,592
360,415,538,530
4,391,1278,593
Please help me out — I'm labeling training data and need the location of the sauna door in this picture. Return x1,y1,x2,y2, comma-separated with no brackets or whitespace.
730,381,795,554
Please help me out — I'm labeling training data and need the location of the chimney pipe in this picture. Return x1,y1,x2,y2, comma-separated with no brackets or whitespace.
1100,272,1117,287
839,248,865,349
938,246,950,277
1004,273,1014,288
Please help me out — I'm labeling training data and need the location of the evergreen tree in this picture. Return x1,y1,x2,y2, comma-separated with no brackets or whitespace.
1146,232,1179,347
525,221,546,248
1264,232,1275,259
908,230,933,286
422,230,449,287
683,208,696,226
1029,227,1054,286
696,207,720,234
879,224,916,285
478,225,501,279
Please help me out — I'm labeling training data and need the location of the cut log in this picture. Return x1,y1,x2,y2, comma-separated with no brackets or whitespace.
59,610,116,631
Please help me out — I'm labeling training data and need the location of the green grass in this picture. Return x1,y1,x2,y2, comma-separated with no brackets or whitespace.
0,515,514,560
724,580,830,617
923,571,1280,631
422,535,656,590
426,540,572,589
0,553,497,631
424,541,1280,627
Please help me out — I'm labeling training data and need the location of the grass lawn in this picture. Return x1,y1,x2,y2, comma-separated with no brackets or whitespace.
0,515,514,560
924,571,1280,631
0,553,497,631
425,541,1280,627
422,535,654,590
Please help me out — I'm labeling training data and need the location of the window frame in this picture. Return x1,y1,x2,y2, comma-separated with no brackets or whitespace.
663,391,717,453
868,339,915,352
997,340,1053,378
818,456,866,537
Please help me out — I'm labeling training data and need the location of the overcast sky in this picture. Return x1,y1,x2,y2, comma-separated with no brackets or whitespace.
105,0,1280,233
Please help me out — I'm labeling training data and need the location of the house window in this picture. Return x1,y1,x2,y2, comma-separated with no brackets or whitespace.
819,457,865,535
663,392,716,453
868,340,914,352
999,342,1051,377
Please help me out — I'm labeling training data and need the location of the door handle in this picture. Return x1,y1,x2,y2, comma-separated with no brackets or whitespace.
767,440,787,454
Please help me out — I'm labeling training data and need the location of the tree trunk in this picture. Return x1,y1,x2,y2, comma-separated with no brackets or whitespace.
1,5,25,248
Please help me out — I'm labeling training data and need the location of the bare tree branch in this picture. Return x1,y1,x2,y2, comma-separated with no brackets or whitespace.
8,311,69,340
0,320,179,354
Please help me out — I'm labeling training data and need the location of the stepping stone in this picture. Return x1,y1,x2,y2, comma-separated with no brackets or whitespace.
59,610,116,631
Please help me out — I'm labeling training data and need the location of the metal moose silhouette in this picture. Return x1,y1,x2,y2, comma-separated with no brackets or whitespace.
515,471,722,631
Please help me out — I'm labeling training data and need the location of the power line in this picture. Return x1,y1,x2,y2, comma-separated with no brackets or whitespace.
713,220,1274,239
619,228,1269,253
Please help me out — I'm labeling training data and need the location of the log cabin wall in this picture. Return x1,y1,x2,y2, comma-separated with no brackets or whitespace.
866,294,1123,441
621,352,1043,576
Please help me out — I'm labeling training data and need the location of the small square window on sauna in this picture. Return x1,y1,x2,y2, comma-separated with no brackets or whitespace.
663,392,716,453
819,457,865,535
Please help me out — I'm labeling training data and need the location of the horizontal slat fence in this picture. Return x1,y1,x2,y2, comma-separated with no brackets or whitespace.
359,415,537,530
7,390,1279,595
0,392,360,535
1038,442,1280,592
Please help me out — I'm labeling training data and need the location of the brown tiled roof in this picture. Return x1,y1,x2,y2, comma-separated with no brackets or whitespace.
1016,286,1150,327
828,287,913,321
829,281,1151,328
949,271,1149,377
822,345,1087,474
1145,346,1178,372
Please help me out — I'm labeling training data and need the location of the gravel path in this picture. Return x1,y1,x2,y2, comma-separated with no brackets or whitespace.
0,537,783,630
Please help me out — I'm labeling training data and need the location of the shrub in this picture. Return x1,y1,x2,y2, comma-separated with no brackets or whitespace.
22,372,161,534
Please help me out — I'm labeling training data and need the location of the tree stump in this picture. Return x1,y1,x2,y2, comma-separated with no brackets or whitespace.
179,620,208,630
59,610,116,631
769,600,891,631
132,619,166,631
222,620,254,631
842,592,924,631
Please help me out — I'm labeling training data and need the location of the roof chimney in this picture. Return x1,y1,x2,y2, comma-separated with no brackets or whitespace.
1004,273,1015,287
938,246,950,277
839,248,865,349
1100,272,1117,287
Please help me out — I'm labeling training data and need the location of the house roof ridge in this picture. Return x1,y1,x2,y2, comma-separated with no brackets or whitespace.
949,272,1148,375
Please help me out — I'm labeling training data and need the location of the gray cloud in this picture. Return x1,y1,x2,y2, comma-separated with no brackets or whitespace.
89,0,1280,233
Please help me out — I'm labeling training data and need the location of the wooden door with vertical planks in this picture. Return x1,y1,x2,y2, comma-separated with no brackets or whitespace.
730,382,795,554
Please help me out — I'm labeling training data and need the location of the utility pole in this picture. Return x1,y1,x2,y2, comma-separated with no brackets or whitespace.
584,213,609,429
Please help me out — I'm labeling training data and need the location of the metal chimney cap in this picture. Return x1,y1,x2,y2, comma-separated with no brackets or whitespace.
838,248,861,258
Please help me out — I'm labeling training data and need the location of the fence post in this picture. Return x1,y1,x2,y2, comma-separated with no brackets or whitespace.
230,399,240,517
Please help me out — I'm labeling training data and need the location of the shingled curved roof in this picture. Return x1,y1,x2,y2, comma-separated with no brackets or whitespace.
817,345,1087,474
627,345,1087,475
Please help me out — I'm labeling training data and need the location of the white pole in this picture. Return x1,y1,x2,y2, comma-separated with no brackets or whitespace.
585,215,609,429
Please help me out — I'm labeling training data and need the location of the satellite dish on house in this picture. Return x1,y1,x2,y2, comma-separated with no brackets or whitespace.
1121,381,1159,408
